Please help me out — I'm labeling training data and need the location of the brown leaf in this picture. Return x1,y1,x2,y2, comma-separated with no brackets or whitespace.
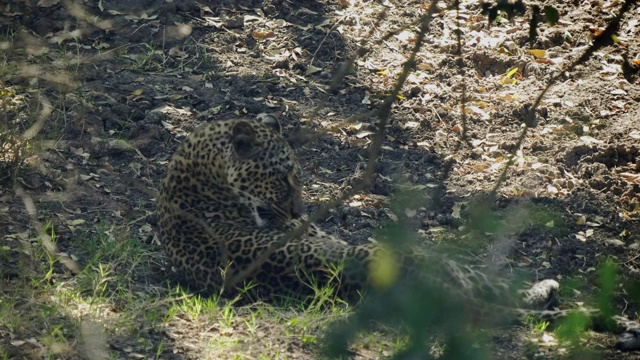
252,31,275,40
620,172,640,184
471,164,490,172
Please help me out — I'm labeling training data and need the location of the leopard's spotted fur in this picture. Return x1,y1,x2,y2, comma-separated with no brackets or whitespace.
157,117,382,299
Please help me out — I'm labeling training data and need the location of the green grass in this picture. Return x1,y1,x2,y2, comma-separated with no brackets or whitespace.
2,207,620,360
0,218,373,359
1,178,624,360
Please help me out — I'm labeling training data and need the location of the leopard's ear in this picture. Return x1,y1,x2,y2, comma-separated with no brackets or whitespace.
231,121,258,158
256,113,281,134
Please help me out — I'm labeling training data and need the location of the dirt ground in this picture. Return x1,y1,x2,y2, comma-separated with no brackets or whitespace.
1,0,640,359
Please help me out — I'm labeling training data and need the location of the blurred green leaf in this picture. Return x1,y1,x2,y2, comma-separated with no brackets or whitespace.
544,5,560,25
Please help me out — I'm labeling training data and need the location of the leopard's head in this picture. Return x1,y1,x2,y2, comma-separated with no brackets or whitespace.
226,118,305,226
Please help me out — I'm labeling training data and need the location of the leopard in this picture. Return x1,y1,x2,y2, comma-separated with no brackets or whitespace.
157,115,382,300
156,115,515,302
156,115,640,350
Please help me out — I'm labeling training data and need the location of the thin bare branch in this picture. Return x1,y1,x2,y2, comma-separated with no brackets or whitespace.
225,0,440,291
490,0,636,196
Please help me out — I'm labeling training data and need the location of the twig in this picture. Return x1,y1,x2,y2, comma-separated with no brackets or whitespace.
224,0,440,292
309,4,431,120
490,0,636,196
453,0,469,142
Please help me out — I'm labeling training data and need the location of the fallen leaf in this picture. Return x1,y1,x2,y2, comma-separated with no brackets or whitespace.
127,89,144,100
579,136,603,145
500,67,519,85
395,30,416,43
528,49,546,58
296,7,318,15
37,0,60,7
383,209,398,222
606,239,625,247
620,172,640,184
535,58,556,65
306,65,322,75
471,164,490,172
252,31,275,40
355,131,375,138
